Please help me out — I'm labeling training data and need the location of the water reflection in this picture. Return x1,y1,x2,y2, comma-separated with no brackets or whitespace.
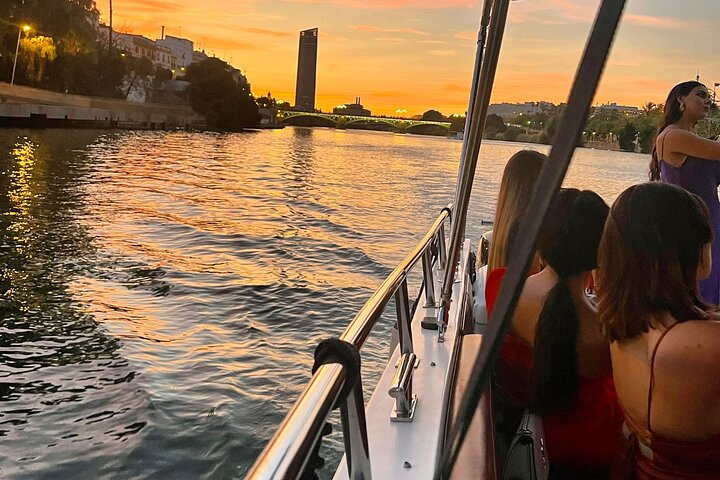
0,128,648,478
0,131,148,477
286,127,316,195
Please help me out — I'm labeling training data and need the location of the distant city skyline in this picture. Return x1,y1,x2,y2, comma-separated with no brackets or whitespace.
106,1,720,116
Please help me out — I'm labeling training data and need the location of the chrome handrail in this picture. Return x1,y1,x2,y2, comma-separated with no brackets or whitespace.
340,203,451,348
246,204,452,480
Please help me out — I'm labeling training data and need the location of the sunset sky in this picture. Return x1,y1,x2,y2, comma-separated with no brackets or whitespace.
105,0,720,116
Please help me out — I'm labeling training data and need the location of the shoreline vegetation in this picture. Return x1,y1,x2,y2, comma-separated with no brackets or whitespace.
0,80,717,154
2,1,719,146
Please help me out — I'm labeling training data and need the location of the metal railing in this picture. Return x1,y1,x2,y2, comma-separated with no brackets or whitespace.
246,204,452,480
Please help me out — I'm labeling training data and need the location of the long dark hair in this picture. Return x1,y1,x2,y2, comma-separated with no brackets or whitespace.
488,150,547,271
599,182,712,342
531,189,609,414
649,81,704,180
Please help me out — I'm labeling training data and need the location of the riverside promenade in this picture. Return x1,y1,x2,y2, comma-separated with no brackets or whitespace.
0,82,205,129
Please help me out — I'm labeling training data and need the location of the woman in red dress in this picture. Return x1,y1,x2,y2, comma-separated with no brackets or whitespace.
488,189,621,477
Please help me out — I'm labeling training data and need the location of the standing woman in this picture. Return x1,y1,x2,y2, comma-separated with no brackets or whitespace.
651,81,720,304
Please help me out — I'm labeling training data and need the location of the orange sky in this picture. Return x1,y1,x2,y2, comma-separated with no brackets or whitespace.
105,0,720,116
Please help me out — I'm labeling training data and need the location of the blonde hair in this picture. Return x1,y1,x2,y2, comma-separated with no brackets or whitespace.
486,150,546,272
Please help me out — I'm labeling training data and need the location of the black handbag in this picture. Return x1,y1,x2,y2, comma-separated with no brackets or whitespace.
501,409,550,480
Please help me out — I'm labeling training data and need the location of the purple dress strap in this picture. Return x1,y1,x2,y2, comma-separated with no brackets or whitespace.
661,157,720,304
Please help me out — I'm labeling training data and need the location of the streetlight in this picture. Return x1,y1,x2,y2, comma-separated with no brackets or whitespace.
11,25,31,85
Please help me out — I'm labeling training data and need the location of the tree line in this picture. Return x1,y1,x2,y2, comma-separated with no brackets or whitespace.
426,104,719,153
0,0,259,130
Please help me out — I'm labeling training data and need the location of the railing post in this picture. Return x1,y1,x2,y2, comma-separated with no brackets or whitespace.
394,279,413,356
247,207,452,479
340,381,373,479
422,249,436,308
438,223,448,271
388,352,418,422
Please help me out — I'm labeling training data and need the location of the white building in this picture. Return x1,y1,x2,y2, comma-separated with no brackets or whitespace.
155,44,175,70
156,35,194,70
594,102,640,116
97,26,178,74
487,102,555,121
193,50,209,64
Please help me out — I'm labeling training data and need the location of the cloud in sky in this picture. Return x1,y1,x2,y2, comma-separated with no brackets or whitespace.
507,0,596,25
429,50,458,57
106,0,720,115
350,25,431,36
453,31,476,41
624,13,701,30
238,27,294,38
373,37,408,44
281,0,476,9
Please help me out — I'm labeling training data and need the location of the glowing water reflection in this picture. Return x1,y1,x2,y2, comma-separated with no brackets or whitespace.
0,128,648,478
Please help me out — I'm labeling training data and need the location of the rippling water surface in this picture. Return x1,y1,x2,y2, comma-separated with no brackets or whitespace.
0,127,647,478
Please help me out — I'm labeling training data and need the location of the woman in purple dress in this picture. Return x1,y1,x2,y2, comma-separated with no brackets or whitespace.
650,81,720,304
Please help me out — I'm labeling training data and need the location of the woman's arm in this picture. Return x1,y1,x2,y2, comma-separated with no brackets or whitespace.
665,129,720,162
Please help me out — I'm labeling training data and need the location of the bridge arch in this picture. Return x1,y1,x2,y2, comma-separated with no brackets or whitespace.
277,111,452,133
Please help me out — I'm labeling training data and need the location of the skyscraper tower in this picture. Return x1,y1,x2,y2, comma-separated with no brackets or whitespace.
294,28,318,112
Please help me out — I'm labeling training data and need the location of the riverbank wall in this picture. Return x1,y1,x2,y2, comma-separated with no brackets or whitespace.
0,82,206,130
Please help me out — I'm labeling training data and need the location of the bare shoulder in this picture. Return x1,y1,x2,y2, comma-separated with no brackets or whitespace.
654,319,720,377
510,279,545,344
664,128,701,143
664,128,720,160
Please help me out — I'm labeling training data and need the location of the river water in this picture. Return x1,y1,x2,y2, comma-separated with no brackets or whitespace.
0,127,647,479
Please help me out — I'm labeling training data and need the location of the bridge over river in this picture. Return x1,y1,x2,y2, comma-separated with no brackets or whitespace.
278,110,452,133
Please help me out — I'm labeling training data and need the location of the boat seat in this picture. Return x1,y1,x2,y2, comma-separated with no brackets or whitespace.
449,333,497,479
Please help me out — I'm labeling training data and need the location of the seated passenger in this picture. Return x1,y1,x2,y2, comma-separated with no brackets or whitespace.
597,182,720,479
474,150,546,324
483,149,546,274
488,189,621,477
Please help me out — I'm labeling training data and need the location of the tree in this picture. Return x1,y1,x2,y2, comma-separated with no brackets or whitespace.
449,115,466,132
503,126,523,142
256,95,276,108
122,55,154,98
19,35,57,83
584,109,621,140
642,102,658,116
635,104,662,153
183,58,260,130
154,67,173,84
8,0,99,54
618,122,637,152
0,0,128,97
421,109,445,122
539,114,561,144
485,114,506,133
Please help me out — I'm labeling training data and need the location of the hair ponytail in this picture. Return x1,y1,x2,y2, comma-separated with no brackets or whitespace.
531,279,579,414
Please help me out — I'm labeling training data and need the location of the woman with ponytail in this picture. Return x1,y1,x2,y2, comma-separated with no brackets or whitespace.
528,189,619,477
651,81,720,304
488,189,620,477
